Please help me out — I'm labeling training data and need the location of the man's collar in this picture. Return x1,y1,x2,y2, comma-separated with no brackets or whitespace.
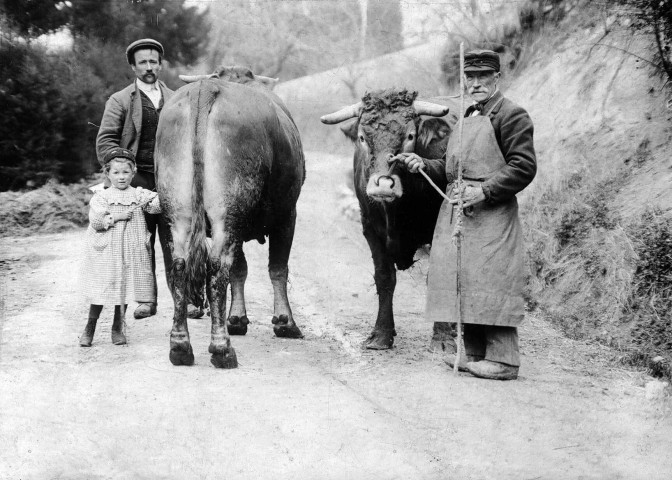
479,89,502,112
136,78,159,92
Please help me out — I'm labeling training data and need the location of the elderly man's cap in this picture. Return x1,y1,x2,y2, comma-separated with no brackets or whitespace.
126,38,164,64
103,148,136,165
464,50,500,73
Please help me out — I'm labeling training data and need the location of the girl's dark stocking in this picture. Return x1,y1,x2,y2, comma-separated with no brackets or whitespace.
111,304,128,345
79,304,103,347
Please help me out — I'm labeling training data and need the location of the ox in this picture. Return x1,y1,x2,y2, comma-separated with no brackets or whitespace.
155,66,305,368
321,89,458,350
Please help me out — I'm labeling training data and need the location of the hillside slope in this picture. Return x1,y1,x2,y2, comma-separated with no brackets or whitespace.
508,10,672,218
275,39,449,153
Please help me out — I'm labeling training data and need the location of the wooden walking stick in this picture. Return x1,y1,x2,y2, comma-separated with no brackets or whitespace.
451,42,467,374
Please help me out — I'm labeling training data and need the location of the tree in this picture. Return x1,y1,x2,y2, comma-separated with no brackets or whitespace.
365,0,403,57
205,0,362,80
2,0,210,66
1,0,69,36
0,40,106,190
70,0,209,66
617,0,672,80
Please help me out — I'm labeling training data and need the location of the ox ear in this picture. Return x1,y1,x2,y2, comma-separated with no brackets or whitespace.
255,75,279,89
339,119,359,142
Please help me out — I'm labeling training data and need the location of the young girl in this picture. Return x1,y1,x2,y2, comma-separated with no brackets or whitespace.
79,148,161,347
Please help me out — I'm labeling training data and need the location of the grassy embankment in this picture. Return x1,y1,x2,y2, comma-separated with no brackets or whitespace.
509,4,672,379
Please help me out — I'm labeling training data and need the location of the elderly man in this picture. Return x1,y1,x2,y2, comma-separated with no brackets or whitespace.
397,49,537,380
96,39,203,320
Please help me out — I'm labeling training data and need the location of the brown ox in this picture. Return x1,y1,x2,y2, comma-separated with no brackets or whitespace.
322,89,458,350
155,66,305,368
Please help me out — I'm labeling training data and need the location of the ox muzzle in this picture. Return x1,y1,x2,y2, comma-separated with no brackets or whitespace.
365,154,403,203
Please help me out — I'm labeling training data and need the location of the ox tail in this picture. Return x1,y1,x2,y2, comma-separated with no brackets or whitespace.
184,80,219,307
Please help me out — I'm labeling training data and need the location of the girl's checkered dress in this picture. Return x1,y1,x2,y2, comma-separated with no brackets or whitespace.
82,186,161,305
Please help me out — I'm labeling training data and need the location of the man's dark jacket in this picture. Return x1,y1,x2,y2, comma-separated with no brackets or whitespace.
424,89,537,203
96,80,174,166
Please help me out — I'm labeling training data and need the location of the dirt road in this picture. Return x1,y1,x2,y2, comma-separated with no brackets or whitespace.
1,152,670,480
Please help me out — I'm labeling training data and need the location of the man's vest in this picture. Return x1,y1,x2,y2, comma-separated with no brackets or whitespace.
136,90,162,172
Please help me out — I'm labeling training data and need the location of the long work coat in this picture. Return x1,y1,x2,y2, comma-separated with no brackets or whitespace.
423,90,537,326
82,186,161,306
96,80,174,166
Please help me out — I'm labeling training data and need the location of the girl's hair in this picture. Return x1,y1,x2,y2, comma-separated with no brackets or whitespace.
103,158,137,174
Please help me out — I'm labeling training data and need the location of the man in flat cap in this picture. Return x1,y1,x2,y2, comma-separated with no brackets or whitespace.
96,38,184,320
396,49,537,380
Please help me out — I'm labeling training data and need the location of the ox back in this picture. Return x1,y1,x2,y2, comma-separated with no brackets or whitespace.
155,76,305,368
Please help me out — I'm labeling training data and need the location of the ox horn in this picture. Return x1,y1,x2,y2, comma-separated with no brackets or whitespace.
256,75,279,84
320,102,363,125
179,74,218,83
413,100,450,117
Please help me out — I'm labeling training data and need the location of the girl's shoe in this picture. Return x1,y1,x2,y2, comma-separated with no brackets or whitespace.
111,330,127,345
79,320,97,347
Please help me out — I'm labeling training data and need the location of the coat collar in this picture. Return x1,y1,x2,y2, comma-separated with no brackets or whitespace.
481,90,504,116
123,79,170,98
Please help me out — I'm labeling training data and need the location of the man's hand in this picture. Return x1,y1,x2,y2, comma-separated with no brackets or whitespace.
390,153,426,173
112,210,132,222
449,185,486,208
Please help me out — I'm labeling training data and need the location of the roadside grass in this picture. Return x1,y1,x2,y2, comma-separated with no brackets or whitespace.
522,149,672,380
0,178,97,237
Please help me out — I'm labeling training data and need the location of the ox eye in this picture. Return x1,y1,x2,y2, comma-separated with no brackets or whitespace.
359,135,366,143
407,133,415,141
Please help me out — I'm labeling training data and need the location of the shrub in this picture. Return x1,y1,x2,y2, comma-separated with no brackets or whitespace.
0,40,107,191
624,208,672,377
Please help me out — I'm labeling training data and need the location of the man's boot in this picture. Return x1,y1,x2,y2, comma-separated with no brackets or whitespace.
466,360,519,380
444,354,483,372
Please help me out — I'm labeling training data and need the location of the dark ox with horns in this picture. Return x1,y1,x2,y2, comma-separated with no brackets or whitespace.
155,66,305,368
321,89,458,350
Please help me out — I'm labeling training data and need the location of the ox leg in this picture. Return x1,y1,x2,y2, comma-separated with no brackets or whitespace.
429,322,457,354
207,238,238,369
227,245,249,336
168,256,195,366
269,210,303,339
363,227,396,350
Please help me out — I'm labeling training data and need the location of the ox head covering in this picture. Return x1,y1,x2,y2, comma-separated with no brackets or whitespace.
464,50,500,73
126,38,164,64
103,147,136,165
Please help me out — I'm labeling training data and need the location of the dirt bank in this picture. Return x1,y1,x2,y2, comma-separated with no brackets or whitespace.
0,151,670,480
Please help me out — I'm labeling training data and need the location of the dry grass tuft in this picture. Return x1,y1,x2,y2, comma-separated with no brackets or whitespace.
0,179,95,237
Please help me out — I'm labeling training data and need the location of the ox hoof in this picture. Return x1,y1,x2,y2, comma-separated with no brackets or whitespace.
363,329,396,350
169,333,194,366
208,344,238,369
272,315,304,339
227,316,249,336
428,322,457,353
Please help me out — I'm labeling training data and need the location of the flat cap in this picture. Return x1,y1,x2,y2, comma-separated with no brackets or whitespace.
464,49,500,73
126,38,164,64
103,147,136,165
